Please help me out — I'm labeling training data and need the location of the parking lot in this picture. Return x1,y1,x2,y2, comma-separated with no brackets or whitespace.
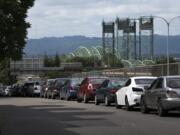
0,97,180,135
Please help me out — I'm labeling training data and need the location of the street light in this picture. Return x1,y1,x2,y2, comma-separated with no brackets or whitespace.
143,16,180,75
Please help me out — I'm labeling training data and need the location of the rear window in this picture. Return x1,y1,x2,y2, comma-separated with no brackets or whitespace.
90,78,106,85
135,79,155,85
71,79,81,86
167,78,180,89
109,80,124,87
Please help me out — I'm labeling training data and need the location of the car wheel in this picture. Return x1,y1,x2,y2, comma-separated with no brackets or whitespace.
105,96,110,106
83,94,88,103
140,97,149,114
51,94,54,99
115,96,122,109
60,95,63,100
66,94,70,101
125,96,132,111
44,93,47,98
94,95,99,105
157,101,167,117
77,97,82,103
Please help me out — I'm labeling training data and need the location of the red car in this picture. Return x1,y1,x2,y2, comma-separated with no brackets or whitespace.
77,77,108,103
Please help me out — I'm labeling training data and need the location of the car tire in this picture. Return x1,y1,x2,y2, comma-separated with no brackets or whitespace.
125,96,132,111
77,97,82,103
83,94,88,103
105,96,110,106
157,101,167,117
115,96,122,109
51,94,54,99
66,94,70,101
140,97,149,114
94,95,99,105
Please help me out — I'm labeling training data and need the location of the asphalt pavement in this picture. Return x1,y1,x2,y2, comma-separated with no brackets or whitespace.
0,97,180,135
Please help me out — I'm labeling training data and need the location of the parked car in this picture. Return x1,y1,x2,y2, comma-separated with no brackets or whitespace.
0,85,5,96
33,81,42,97
77,77,108,103
140,76,180,117
51,78,69,99
44,79,56,98
115,76,156,110
95,78,126,106
60,78,82,100
21,82,34,97
4,86,12,96
40,81,46,98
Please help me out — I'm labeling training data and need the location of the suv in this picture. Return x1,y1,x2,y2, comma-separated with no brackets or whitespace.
141,76,180,117
52,78,69,99
77,77,107,103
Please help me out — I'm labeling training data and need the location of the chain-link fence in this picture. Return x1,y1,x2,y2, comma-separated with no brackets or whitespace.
72,63,180,78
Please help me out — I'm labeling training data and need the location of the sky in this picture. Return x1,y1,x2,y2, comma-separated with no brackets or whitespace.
27,0,180,39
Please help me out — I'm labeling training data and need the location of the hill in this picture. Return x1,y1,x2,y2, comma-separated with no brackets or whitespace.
24,35,180,57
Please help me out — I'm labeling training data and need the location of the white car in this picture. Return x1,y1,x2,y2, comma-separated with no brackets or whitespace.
33,82,42,97
5,86,12,96
115,76,156,110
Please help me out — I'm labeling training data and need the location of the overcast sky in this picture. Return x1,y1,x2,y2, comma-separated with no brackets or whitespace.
27,0,180,39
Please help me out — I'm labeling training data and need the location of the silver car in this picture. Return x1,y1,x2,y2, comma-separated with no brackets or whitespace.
141,76,180,117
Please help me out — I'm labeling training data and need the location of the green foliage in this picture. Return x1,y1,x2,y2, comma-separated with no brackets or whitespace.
44,54,61,67
104,53,123,68
0,0,35,61
67,56,101,67
156,56,176,64
54,53,61,67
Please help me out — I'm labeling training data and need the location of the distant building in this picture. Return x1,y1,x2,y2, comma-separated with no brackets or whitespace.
10,56,44,70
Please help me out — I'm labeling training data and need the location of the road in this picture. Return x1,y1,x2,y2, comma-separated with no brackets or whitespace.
0,97,180,135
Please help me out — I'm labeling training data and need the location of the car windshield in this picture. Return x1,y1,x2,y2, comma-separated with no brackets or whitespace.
90,78,106,85
109,80,124,87
135,79,155,85
71,79,81,86
56,79,67,85
167,78,180,89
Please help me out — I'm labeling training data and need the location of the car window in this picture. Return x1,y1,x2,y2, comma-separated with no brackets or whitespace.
101,80,109,88
155,78,163,89
108,80,122,88
167,78,180,89
149,79,157,90
89,78,106,85
80,78,87,86
135,79,155,85
124,79,131,87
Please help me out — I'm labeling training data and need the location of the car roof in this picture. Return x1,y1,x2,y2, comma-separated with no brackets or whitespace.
160,76,180,79
130,76,157,79
86,76,108,79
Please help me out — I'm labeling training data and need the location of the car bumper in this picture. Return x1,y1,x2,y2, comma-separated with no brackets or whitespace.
161,98,180,110
68,92,77,99
108,94,116,103
129,94,141,106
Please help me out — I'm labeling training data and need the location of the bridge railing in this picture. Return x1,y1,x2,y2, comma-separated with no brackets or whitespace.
72,63,180,78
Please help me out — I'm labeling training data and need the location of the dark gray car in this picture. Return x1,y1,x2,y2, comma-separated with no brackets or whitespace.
140,76,180,117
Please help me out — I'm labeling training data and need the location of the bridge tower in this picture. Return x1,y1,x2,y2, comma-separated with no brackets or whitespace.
139,17,154,60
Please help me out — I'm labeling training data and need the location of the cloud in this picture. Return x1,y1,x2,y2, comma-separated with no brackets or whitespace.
27,0,180,38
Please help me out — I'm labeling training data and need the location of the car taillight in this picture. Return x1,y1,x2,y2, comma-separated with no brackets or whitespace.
132,87,143,92
166,90,179,98
110,89,118,94
88,84,93,90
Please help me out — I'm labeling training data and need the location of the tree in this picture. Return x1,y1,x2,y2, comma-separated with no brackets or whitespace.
0,0,35,61
54,53,61,67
